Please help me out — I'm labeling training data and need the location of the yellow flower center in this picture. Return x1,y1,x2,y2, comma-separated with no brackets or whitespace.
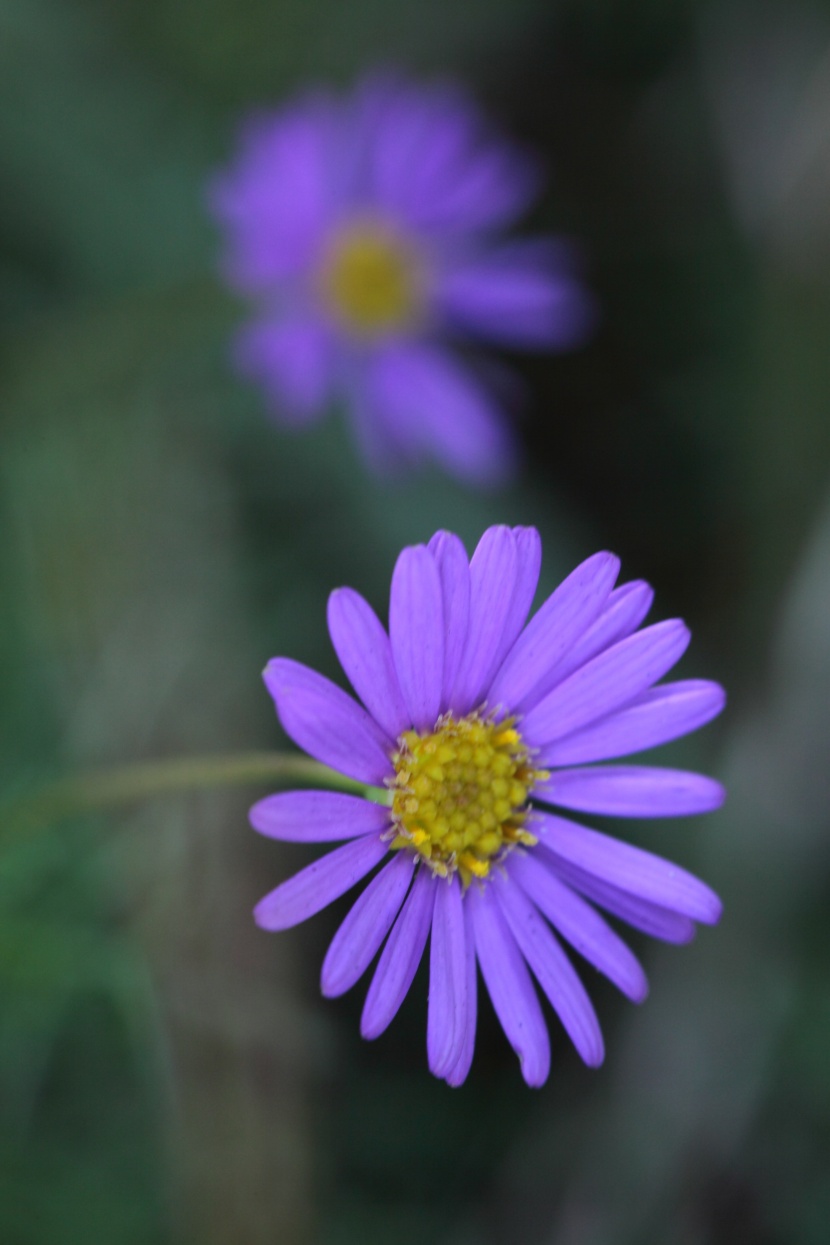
388,712,547,886
317,220,422,336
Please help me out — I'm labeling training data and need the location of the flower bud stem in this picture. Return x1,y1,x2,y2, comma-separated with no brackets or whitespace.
4,753,379,841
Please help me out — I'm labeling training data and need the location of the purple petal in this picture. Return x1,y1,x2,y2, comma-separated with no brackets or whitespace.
346,363,421,475
443,898,478,1086
539,680,727,767
409,139,541,235
210,95,335,288
253,833,388,931
263,658,393,785
451,526,519,713
427,876,467,1077
321,852,415,997
366,344,518,486
493,871,604,1066
358,78,540,235
427,531,471,709
249,790,392,842
435,242,595,350
361,867,435,1039
468,884,550,1087
489,526,543,679
530,579,655,700
533,811,723,923
327,587,410,740
487,552,620,715
543,853,696,944
355,77,489,223
536,765,726,818
507,850,647,1002
358,75,447,211
521,619,691,749
233,315,335,424
389,544,444,732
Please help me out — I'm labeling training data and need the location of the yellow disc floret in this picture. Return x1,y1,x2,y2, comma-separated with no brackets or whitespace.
388,711,547,886
317,220,422,336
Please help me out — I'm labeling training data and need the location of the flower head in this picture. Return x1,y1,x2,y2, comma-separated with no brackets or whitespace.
210,76,593,484
252,527,725,1086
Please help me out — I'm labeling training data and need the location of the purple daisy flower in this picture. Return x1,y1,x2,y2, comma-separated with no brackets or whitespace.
209,76,593,483
251,526,725,1086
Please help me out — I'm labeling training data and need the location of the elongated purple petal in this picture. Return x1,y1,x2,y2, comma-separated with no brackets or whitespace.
389,544,444,732
360,76,460,214
525,579,654,706
427,877,467,1077
254,833,389,931
233,315,335,424
507,851,647,1001
451,526,518,712
533,812,723,923
521,619,691,749
358,76,540,234
539,680,727,767
327,587,411,740
249,790,392,842
427,531,470,708
264,658,393,784
345,353,423,475
536,765,726,818
393,106,541,235
361,868,435,1039
417,142,539,234
419,144,539,235
435,243,595,350
543,853,696,944
443,898,478,1086
493,872,604,1066
321,852,415,997
210,95,334,287
487,552,620,715
488,526,542,679
468,884,550,1087
366,343,518,485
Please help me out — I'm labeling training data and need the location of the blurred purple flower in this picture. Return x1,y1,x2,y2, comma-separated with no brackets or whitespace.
209,76,594,483
251,526,725,1086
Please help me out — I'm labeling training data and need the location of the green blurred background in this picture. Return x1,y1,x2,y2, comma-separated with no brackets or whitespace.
3,1,830,1241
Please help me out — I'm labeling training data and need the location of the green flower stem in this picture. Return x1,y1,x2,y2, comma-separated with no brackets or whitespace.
4,752,387,841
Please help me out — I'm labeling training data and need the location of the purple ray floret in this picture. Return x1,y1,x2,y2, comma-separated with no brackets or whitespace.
252,526,725,1086
209,75,594,483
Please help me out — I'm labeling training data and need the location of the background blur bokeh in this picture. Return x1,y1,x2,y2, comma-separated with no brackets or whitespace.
3,1,830,1242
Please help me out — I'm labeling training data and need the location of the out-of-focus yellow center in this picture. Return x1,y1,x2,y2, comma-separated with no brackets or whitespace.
317,221,421,336
389,713,547,885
